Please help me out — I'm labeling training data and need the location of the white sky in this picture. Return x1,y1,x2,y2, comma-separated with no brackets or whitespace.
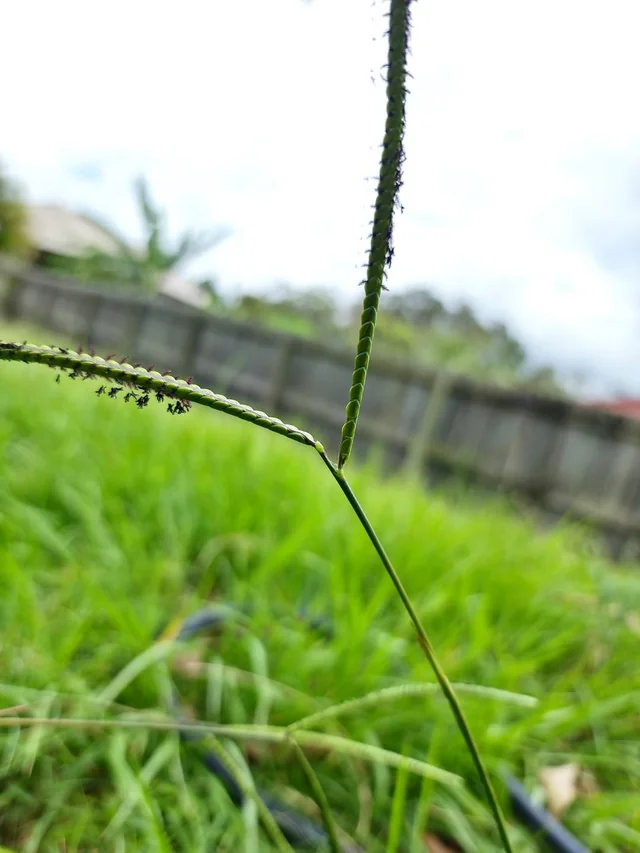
2,0,640,397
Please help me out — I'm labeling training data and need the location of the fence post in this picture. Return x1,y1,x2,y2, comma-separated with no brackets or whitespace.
403,370,451,477
180,313,209,377
2,278,22,321
124,303,148,358
84,291,103,347
0,256,27,320
536,406,579,509
268,337,294,414
44,286,60,332
595,422,639,521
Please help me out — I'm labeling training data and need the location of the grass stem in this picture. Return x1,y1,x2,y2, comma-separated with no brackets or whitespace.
319,450,514,853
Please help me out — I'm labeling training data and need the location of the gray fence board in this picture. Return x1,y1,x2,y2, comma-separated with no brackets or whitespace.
2,255,640,559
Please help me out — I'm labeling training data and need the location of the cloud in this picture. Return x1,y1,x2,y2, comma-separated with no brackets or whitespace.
2,0,640,395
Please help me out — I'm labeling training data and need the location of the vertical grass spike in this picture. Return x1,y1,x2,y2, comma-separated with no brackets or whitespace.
338,0,412,469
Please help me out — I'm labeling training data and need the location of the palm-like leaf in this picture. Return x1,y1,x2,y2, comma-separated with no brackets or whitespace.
134,175,164,271
133,175,230,277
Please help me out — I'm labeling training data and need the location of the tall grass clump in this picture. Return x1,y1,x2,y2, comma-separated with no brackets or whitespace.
0,340,639,851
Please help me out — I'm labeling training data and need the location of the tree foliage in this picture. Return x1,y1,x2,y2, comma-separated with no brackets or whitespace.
0,163,32,260
226,284,565,394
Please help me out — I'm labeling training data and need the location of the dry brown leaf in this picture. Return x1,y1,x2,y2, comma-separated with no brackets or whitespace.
424,833,461,853
577,769,599,798
0,704,28,716
278,786,321,817
606,602,622,619
587,640,609,670
172,651,206,677
563,593,597,610
244,741,270,764
180,703,198,722
539,763,580,817
625,612,640,635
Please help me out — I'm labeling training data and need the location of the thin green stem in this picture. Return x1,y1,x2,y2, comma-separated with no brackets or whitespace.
318,450,514,853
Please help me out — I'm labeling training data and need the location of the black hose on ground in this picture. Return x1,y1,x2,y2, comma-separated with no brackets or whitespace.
503,774,591,853
159,607,364,852
158,606,592,853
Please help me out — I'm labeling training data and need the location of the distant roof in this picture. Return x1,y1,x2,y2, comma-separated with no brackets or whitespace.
584,400,640,420
25,204,123,258
25,204,208,310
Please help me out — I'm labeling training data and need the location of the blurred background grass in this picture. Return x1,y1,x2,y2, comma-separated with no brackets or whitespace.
0,323,638,852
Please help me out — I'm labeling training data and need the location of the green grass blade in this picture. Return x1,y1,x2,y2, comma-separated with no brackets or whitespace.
192,737,294,853
98,641,175,705
386,742,410,853
107,731,174,853
409,729,440,853
104,737,177,838
288,737,341,853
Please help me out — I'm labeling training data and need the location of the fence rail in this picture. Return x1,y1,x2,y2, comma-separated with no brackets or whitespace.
1,255,639,561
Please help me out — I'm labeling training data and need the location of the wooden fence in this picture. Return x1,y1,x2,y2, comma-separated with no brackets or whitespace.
1,256,639,561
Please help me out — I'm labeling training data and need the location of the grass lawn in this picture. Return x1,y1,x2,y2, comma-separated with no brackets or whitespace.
0,323,638,852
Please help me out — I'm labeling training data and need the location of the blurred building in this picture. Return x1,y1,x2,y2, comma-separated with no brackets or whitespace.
24,204,207,309
26,204,123,262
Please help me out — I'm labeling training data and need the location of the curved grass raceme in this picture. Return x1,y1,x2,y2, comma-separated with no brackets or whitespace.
0,342,318,448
